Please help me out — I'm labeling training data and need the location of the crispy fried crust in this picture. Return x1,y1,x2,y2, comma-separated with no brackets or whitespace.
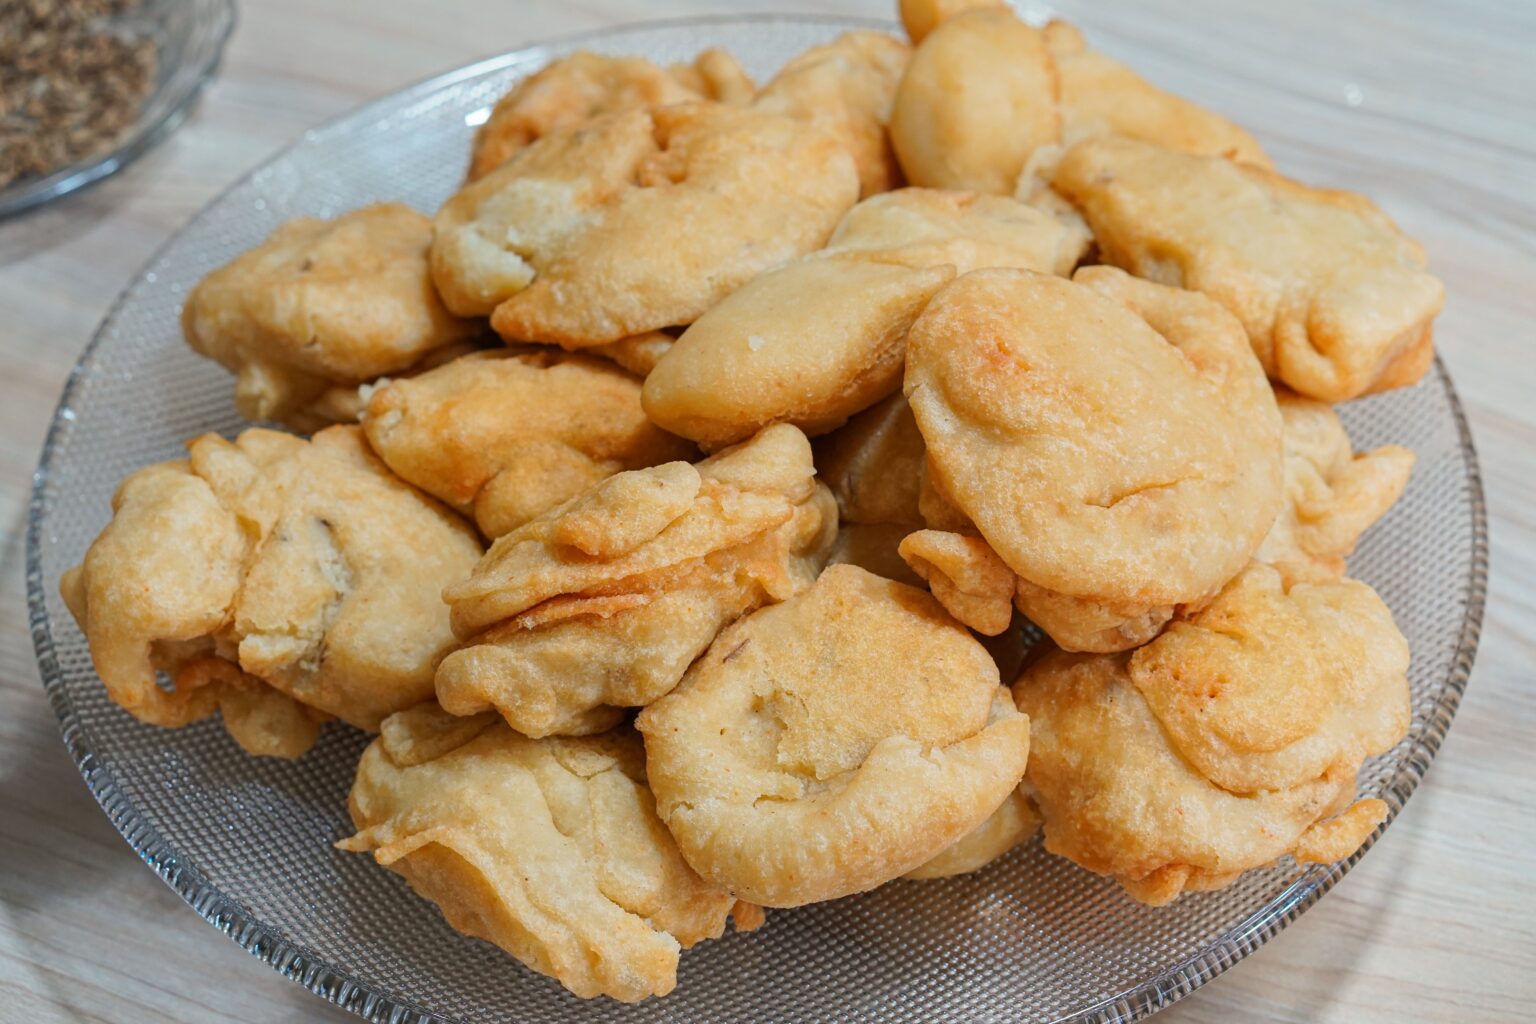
905,787,1039,879
753,31,911,197
437,425,838,737
61,427,482,749
467,51,706,181
1042,20,1271,167
638,564,1030,907
338,709,741,1002
642,187,1086,448
890,9,1059,194
898,0,1005,44
1258,389,1415,573
1014,564,1409,904
182,204,477,429
432,104,859,346
1051,135,1444,401
363,349,693,537
905,266,1283,651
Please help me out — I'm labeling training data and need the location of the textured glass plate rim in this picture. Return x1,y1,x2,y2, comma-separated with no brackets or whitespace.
22,13,1489,1024
0,0,238,220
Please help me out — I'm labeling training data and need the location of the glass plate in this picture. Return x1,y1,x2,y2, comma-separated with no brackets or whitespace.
25,14,1487,1024
0,0,236,219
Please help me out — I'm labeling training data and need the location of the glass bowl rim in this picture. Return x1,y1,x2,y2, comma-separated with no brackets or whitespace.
24,13,1490,1023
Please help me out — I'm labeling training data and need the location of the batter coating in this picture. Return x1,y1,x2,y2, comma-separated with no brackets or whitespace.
61,427,482,754
753,31,910,197
362,349,693,537
1014,563,1408,904
905,266,1283,651
638,564,1031,907
889,8,1058,194
339,706,755,1001
437,425,838,738
182,203,477,430
1052,135,1444,401
431,103,859,347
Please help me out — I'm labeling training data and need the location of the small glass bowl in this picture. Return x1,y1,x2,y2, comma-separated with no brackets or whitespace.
0,0,236,219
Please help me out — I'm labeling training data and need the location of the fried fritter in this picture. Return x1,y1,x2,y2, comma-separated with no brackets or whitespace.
432,103,859,347
1052,135,1445,401
905,787,1039,879
436,425,838,738
826,187,1089,278
466,50,752,180
897,0,1005,44
60,427,482,754
588,329,677,377
889,8,1058,194
753,31,911,197
1014,563,1409,904
182,204,478,430
642,188,1086,448
1042,20,1270,167
637,564,1031,907
1258,389,1415,573
338,706,753,1001
905,266,1283,651
814,392,926,527
362,349,693,538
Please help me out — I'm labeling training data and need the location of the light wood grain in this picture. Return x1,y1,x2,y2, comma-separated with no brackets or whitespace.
1,1,1531,1021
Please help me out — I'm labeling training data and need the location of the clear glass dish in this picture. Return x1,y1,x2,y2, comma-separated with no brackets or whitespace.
0,0,236,219
25,14,1487,1024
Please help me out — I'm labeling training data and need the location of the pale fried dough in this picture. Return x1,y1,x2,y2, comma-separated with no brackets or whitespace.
588,329,676,377
898,0,1005,44
643,257,954,447
642,188,1085,448
432,104,859,346
637,564,1030,907
905,787,1039,879
753,31,910,197
826,187,1088,278
1042,20,1270,167
61,427,482,753
1052,135,1444,401
338,708,743,1001
467,50,752,181
814,392,926,527
889,9,1058,194
1258,389,1415,573
905,266,1283,651
437,425,838,737
182,204,477,430
362,349,693,537
1014,564,1408,904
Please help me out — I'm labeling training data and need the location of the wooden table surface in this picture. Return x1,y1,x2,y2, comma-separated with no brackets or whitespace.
1,1,1531,1021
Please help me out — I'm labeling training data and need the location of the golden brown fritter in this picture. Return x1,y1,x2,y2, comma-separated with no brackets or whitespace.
1052,135,1444,401
339,706,753,1001
436,424,838,738
431,103,859,347
1042,20,1271,167
905,266,1283,651
362,349,693,538
466,50,750,180
889,8,1058,194
638,564,1030,907
182,204,478,430
60,427,482,755
753,31,911,197
905,787,1039,879
1258,389,1415,573
641,188,1085,448
1014,563,1409,904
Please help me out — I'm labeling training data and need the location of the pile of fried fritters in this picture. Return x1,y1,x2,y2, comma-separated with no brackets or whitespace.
62,0,1440,1002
